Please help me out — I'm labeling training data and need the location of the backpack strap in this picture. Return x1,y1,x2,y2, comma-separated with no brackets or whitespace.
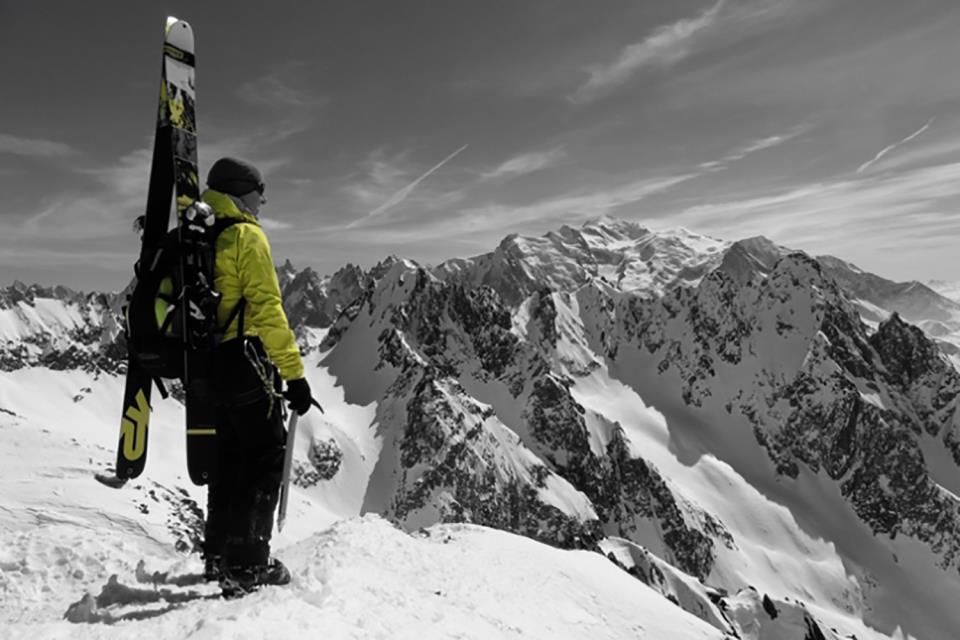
218,297,246,339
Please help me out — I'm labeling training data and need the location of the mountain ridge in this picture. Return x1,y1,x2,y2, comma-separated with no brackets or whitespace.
2,217,958,639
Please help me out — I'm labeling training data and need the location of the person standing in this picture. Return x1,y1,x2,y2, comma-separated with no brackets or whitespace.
198,157,315,597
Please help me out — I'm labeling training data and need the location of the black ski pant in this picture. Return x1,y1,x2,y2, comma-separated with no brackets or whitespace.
203,338,286,568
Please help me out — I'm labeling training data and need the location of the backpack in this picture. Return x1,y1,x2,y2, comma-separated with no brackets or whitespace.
124,217,246,388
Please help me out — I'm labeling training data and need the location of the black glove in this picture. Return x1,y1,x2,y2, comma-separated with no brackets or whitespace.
284,378,313,416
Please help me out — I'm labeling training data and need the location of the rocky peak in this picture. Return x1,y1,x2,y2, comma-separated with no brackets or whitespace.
277,258,299,290
717,235,789,285
434,221,730,306
369,255,402,280
280,258,396,330
282,266,330,328
873,312,944,386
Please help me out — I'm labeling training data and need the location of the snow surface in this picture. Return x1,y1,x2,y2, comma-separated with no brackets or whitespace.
5,516,728,640
0,377,725,639
0,359,727,639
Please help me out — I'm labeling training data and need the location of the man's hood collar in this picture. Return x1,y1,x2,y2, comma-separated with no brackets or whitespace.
201,189,260,225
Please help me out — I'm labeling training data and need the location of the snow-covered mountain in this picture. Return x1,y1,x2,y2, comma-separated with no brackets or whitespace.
2,217,955,639
818,256,960,358
0,282,125,372
278,256,401,332
436,217,730,305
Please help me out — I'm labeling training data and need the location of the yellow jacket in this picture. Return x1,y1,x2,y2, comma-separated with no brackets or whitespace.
203,189,304,381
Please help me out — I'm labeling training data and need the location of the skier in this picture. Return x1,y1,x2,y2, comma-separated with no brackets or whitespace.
198,157,315,597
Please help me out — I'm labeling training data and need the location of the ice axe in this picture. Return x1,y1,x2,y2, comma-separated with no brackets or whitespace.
276,398,323,532
277,412,299,533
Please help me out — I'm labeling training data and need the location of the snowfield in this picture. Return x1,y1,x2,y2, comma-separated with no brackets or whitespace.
0,374,725,639
0,357,906,640
0,367,726,640
4,517,730,640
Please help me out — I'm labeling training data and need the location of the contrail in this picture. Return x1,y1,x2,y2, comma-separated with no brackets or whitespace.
348,144,468,228
857,118,934,174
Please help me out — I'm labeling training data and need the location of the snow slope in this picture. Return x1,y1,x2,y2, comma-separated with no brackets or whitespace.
0,370,728,639
6,517,729,640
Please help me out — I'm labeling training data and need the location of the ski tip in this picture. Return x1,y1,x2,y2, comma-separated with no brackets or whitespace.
94,472,128,489
164,16,195,52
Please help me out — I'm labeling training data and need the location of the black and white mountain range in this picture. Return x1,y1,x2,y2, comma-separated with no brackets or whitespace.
2,218,958,639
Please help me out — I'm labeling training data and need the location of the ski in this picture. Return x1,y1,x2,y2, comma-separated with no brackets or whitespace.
100,18,181,487
163,18,222,486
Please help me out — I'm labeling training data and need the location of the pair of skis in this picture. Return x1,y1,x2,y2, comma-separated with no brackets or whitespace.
96,17,218,488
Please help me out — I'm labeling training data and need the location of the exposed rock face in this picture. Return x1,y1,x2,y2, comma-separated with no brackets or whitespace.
597,250,960,571
280,260,385,330
413,221,958,638
327,261,732,578
0,282,125,373
293,437,344,488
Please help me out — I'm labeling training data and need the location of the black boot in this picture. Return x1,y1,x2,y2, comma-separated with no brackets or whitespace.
203,554,222,582
220,557,291,598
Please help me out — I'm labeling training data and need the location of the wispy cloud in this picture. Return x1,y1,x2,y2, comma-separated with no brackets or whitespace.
19,145,153,238
461,174,693,229
664,160,960,272
13,130,298,241
571,0,805,105
572,0,725,104
259,217,294,231
846,130,960,176
346,144,469,228
0,133,78,159
0,245,134,271
336,173,694,245
700,124,810,171
856,118,935,174
483,147,566,181
238,65,328,111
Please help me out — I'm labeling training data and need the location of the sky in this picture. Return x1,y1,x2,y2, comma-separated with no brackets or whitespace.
1,0,959,290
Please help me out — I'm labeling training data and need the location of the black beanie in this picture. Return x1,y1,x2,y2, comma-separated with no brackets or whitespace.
207,157,263,197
